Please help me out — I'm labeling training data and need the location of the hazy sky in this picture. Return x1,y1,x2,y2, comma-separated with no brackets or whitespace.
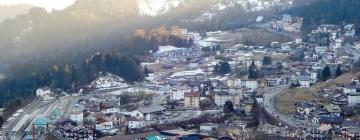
0,0,76,11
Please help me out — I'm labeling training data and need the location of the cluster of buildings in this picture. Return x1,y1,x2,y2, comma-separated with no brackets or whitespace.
280,23,360,139
269,14,303,32
4,12,360,139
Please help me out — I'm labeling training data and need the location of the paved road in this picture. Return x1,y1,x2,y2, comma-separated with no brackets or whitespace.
263,85,317,129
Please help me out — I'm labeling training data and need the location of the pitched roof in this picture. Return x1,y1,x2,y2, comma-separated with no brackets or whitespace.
136,105,165,114
34,116,49,125
126,117,139,122
295,101,311,108
299,75,311,81
318,115,343,125
324,104,342,113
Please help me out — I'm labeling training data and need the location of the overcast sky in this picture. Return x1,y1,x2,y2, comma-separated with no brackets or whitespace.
0,0,76,11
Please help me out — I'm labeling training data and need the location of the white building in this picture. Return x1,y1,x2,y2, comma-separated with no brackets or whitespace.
334,38,343,49
281,45,290,51
299,76,311,88
126,117,144,129
96,121,114,131
130,105,165,121
348,93,360,106
69,111,83,123
214,92,241,106
36,86,52,97
170,86,190,100
102,108,120,114
295,38,302,44
36,86,54,101
343,86,357,94
245,60,262,68
245,80,258,90
344,24,356,37
310,71,318,80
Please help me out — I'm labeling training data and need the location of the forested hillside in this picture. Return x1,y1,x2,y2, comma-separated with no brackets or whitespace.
289,0,360,37
0,0,197,112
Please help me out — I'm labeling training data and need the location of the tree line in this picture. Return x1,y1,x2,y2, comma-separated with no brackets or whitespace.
289,0,360,38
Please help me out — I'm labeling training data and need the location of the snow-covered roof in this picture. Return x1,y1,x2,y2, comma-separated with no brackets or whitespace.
158,45,182,53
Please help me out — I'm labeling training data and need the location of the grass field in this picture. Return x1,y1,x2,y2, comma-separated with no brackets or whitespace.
275,71,360,114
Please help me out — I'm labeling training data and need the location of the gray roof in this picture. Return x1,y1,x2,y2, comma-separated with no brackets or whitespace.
137,105,165,114
299,75,311,81
295,101,311,108
347,128,360,134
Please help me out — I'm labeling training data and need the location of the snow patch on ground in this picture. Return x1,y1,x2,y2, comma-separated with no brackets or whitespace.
138,0,184,16
170,69,205,78
89,73,128,90
158,45,182,53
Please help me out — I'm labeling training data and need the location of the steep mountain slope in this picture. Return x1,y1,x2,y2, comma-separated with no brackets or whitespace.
0,0,140,72
0,4,33,22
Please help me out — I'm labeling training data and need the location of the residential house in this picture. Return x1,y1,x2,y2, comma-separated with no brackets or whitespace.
299,76,311,88
342,85,357,94
344,24,356,37
36,86,52,97
125,117,144,129
170,86,190,100
214,92,241,107
341,120,360,138
95,117,113,131
36,86,54,101
199,123,219,136
310,71,318,81
102,107,120,114
109,113,125,126
295,101,316,119
130,105,165,121
184,92,201,109
265,76,282,87
341,128,360,139
70,111,84,124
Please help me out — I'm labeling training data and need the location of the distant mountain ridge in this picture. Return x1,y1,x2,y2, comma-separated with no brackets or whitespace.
0,4,34,22
0,0,141,72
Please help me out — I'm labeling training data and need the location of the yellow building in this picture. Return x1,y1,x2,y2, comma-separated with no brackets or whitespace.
184,92,200,109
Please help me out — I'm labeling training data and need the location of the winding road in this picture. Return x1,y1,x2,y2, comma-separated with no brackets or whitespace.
263,85,310,129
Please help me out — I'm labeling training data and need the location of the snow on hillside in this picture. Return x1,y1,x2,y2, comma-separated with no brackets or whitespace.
138,0,184,16
89,73,128,90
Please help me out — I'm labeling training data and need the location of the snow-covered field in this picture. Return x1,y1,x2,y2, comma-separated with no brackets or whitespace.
170,69,205,78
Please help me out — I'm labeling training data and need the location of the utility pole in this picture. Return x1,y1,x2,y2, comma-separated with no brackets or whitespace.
32,123,35,140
